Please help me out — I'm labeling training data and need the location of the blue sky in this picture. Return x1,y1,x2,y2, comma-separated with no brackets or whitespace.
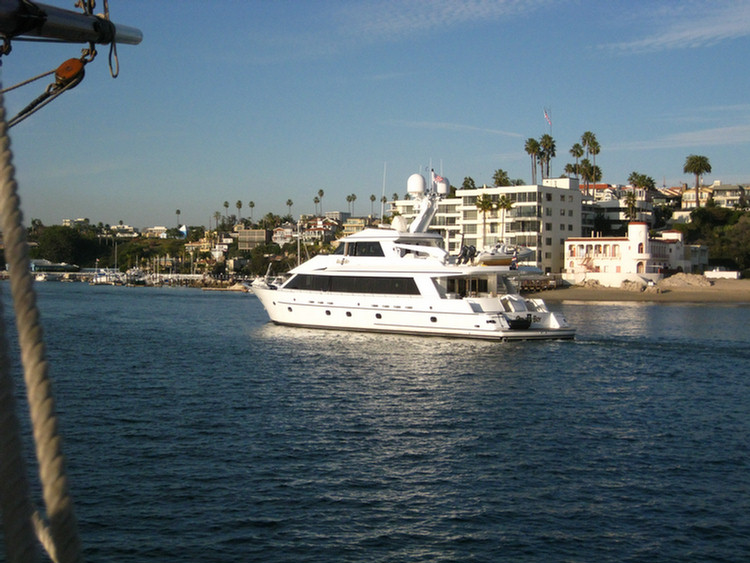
3,0,750,229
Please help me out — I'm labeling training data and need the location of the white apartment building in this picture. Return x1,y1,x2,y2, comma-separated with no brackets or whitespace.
392,178,583,274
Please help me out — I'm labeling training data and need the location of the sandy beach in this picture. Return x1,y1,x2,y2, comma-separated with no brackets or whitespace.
528,278,750,304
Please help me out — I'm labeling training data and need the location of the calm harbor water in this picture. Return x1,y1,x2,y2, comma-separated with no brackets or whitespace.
2,283,749,562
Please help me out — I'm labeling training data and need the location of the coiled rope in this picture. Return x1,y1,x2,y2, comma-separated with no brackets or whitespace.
0,86,81,562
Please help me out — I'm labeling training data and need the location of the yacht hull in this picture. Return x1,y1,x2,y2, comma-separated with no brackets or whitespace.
253,286,575,341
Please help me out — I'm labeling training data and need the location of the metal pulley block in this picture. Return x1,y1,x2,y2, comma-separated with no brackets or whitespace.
54,58,85,87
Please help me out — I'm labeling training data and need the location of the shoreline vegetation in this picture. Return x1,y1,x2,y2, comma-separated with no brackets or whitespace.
533,275,750,304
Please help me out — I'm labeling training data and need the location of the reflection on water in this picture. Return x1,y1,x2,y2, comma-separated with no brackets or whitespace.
2,284,749,563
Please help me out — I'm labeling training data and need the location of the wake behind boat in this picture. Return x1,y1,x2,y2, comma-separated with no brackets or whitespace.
252,173,574,341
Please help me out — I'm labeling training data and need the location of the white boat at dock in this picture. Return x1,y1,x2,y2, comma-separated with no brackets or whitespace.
253,172,574,341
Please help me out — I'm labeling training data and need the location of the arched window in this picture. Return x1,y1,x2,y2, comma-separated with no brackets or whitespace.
638,242,644,254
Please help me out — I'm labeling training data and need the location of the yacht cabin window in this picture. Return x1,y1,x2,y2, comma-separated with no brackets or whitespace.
334,241,385,257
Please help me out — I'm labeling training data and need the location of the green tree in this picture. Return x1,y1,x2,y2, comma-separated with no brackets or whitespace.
475,193,494,249
524,138,540,184
370,194,376,216
175,209,181,226
581,131,597,194
286,199,294,217
223,201,229,218
624,190,638,221
318,189,324,214
248,201,255,222
258,212,282,230
313,196,320,215
496,195,514,241
539,134,556,179
32,225,99,266
462,177,476,190
492,169,511,187
236,200,242,221
569,143,584,178
628,171,656,191
683,154,712,208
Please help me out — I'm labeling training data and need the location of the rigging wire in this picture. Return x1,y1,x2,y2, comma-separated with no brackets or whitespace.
0,0,122,125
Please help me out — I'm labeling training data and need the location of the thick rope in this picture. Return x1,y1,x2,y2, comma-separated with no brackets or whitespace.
0,287,38,563
0,90,81,563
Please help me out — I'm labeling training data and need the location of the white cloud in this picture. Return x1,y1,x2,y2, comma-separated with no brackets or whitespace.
334,0,546,42
606,2,750,53
387,118,523,138
614,124,750,151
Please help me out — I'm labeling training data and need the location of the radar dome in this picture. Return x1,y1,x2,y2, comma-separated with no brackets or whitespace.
407,173,426,195
436,177,450,195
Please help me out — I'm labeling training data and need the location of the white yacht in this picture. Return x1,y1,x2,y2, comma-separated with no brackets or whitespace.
252,173,574,341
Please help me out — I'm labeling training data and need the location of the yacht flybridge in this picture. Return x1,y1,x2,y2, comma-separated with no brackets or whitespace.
252,173,574,341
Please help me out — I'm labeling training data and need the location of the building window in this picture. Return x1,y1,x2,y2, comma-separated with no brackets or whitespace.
560,209,566,216
546,193,552,201
546,207,552,216
568,225,573,231
560,195,565,202
568,209,573,216
545,223,552,231
545,237,552,246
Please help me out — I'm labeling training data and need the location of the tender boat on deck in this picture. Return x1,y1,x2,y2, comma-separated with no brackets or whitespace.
252,173,574,341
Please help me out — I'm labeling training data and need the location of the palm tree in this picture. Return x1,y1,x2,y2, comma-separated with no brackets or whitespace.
175,209,181,226
248,201,255,223
370,194,376,216
579,159,594,193
317,189,324,214
539,134,556,179
589,138,600,194
236,200,242,222
350,193,357,214
223,201,229,218
564,163,576,177
569,143,583,178
624,190,638,221
313,196,320,215
286,199,293,216
475,193,494,249
581,131,597,194
524,138,540,184
683,154,711,208
496,195,514,242
392,192,399,202
493,169,511,187
213,211,222,232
